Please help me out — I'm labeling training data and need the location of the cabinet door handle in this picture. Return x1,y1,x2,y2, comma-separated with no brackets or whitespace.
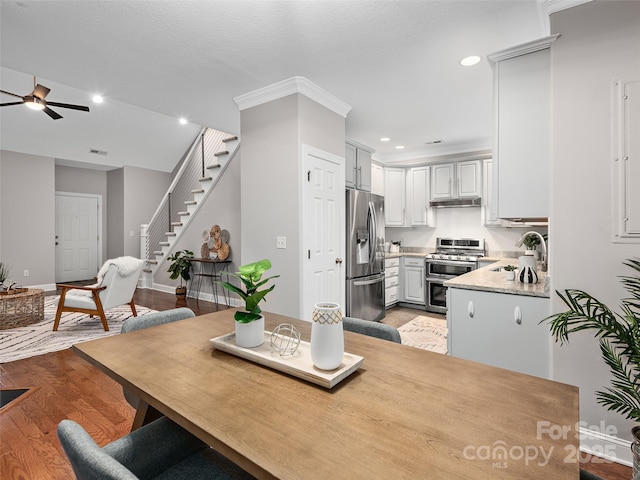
514,306,522,325
467,301,474,318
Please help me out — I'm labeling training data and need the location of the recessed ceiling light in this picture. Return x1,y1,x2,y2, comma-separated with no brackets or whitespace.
460,55,481,67
380,137,390,142
179,118,188,125
395,145,405,150
92,95,103,104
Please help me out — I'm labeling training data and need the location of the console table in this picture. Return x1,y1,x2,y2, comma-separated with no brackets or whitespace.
189,258,231,306
0,289,45,330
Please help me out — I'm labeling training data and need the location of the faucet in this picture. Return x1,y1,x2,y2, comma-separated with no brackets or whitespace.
515,231,548,272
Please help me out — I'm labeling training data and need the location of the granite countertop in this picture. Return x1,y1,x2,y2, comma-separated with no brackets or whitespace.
444,259,550,298
385,252,426,259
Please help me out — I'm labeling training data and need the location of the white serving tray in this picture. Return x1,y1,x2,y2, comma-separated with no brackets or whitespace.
210,331,364,389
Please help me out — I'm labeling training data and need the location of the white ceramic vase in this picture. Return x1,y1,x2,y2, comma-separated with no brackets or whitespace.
311,302,344,370
235,315,265,348
518,255,538,284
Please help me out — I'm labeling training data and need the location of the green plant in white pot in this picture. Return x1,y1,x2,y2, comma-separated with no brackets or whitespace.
544,258,640,473
220,259,279,348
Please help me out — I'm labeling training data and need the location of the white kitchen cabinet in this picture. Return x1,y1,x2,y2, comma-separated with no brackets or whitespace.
430,160,481,200
385,257,400,307
384,168,406,227
401,257,425,305
481,159,502,226
371,163,384,197
345,141,372,191
407,166,435,227
490,36,558,220
447,287,550,378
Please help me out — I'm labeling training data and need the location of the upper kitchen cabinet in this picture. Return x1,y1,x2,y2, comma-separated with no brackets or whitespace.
431,160,481,200
489,35,559,221
407,166,435,227
371,162,384,196
384,167,406,227
345,140,373,191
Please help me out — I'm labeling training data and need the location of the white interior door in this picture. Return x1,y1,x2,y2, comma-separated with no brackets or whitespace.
55,193,100,282
302,145,345,320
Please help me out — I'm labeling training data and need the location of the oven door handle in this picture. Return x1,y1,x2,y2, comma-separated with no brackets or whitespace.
426,259,476,268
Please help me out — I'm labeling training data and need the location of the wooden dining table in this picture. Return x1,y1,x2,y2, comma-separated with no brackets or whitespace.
73,309,579,479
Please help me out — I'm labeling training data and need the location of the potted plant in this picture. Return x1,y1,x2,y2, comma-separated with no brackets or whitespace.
522,233,541,259
167,250,194,298
544,258,640,470
0,262,10,290
219,259,279,348
503,264,517,281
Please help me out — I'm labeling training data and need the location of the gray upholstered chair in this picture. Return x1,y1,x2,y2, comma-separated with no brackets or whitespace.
58,416,255,480
120,307,196,408
343,316,402,343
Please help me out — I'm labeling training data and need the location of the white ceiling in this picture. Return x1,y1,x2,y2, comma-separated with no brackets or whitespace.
0,1,548,171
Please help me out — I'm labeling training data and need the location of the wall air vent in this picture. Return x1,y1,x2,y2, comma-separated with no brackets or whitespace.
89,148,108,156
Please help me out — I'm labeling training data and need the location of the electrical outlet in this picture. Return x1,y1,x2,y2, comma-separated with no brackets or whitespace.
23,270,29,277
276,236,287,249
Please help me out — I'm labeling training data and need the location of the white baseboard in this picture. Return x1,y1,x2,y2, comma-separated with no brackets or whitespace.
579,426,633,467
148,283,241,308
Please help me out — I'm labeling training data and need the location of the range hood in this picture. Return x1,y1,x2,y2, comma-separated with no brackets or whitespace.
429,197,482,208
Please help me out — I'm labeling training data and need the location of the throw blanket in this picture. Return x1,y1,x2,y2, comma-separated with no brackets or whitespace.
67,256,143,297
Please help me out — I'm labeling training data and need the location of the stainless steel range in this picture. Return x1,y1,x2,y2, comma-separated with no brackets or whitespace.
425,238,485,314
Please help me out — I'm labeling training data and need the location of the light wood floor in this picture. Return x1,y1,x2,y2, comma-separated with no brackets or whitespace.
0,291,631,479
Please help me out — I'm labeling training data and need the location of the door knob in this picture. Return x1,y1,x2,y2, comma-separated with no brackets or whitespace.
335,258,343,264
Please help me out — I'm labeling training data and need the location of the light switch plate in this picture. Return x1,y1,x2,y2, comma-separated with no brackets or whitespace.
276,236,286,249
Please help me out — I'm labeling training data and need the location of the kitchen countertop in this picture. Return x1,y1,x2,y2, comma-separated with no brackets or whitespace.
385,252,426,259
444,259,550,298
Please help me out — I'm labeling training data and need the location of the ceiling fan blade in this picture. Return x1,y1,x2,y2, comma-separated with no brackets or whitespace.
46,101,89,112
0,101,24,107
43,106,62,120
33,84,50,99
0,89,24,99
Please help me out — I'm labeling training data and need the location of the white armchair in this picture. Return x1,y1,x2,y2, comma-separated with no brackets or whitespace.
53,256,144,331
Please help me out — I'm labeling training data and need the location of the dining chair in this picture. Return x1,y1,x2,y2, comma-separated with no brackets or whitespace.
53,256,144,332
120,307,196,409
343,316,402,343
58,416,255,480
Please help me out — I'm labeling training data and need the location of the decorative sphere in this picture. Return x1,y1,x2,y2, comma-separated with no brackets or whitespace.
270,323,301,358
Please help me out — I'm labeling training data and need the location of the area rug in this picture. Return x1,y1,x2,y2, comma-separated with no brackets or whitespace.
0,296,156,363
398,315,448,355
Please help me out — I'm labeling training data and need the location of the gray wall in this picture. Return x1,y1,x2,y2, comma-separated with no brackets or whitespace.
107,169,124,259
550,0,640,445
240,93,345,318
0,150,56,287
123,166,171,257
55,165,108,262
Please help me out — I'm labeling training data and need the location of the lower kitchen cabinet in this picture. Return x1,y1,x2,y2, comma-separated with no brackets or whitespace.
385,257,400,308
447,287,550,378
402,257,425,305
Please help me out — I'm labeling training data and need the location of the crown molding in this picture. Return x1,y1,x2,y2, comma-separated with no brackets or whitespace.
543,0,593,16
233,76,352,118
488,34,561,64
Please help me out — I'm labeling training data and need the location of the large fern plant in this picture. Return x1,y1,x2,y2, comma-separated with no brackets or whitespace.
546,258,640,421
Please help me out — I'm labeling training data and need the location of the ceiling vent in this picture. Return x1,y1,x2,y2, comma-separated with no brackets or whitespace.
89,148,108,156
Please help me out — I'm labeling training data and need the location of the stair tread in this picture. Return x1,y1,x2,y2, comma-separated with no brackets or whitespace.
146,259,158,264
206,164,221,169
184,200,197,205
177,211,190,216
165,232,177,236
170,222,183,226
222,136,238,143
143,268,153,273
190,189,204,194
214,151,229,157
199,177,213,182
159,242,170,246
153,251,164,255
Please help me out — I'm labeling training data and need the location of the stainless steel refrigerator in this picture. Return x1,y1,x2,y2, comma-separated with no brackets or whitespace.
345,189,385,322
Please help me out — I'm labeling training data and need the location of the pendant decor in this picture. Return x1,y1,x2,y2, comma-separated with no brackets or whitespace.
311,302,344,370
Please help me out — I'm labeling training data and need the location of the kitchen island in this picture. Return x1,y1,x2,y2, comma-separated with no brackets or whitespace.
445,259,551,379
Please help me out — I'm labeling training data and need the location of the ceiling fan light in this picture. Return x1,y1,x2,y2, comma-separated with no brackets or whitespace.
24,96,45,110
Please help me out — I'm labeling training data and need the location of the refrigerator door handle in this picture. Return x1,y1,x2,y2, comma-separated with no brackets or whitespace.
353,276,384,287
368,201,377,266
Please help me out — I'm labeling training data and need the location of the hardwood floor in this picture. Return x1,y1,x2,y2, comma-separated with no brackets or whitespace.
0,292,632,479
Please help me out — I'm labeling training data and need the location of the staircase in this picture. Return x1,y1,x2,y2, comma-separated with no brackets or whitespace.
140,127,239,285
